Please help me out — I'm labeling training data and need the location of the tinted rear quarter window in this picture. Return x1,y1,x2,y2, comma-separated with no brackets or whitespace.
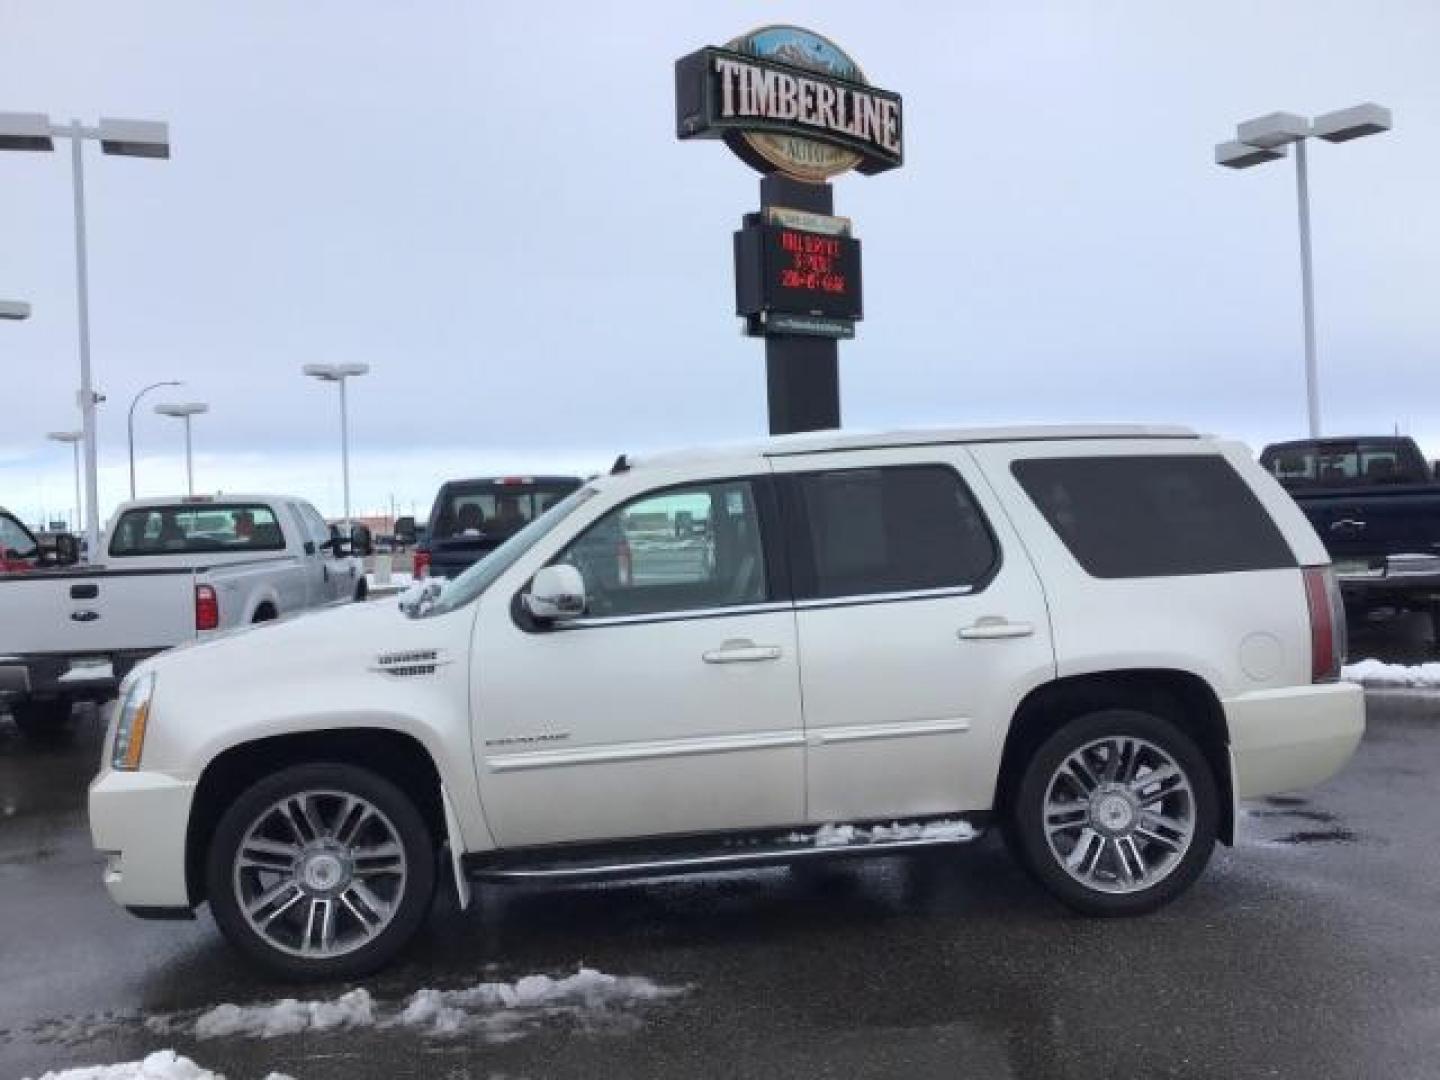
789,465,998,599
1012,455,1295,578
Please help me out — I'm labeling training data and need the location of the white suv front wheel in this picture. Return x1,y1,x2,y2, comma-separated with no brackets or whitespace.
206,762,436,980
1010,709,1219,916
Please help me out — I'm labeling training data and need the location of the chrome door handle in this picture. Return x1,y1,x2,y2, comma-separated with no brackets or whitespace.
703,640,782,664
958,618,1034,640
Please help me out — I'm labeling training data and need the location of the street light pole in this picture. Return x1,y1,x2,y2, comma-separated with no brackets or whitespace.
0,111,170,556
128,380,183,498
1293,138,1319,439
154,402,209,497
67,121,103,553
1216,103,1391,438
302,363,370,530
339,374,351,530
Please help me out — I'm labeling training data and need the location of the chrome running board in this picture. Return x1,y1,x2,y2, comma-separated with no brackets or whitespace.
463,820,985,884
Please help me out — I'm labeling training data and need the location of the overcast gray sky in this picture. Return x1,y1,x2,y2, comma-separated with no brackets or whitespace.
2,1,1437,525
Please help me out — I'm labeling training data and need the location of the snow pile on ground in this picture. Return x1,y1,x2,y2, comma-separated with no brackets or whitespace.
396,576,447,616
395,967,683,1039
1343,659,1440,688
364,570,413,592
195,988,375,1040
789,819,979,847
178,968,682,1044
23,1050,293,1080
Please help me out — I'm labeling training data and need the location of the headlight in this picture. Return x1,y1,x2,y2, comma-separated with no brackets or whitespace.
112,671,156,771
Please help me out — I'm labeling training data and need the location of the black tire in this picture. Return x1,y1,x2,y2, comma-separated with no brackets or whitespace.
354,579,369,602
252,604,278,624
207,762,436,980
1008,708,1218,917
10,698,77,743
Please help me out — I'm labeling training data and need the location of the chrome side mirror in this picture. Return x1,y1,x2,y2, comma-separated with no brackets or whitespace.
524,564,586,622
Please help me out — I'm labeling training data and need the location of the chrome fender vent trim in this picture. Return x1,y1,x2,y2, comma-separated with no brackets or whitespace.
371,648,451,678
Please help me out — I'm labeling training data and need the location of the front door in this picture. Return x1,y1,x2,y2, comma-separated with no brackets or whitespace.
470,473,805,848
770,448,1056,823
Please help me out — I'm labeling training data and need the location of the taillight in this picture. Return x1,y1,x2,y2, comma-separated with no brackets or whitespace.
616,537,632,587
1302,565,1345,682
195,584,219,632
413,550,430,579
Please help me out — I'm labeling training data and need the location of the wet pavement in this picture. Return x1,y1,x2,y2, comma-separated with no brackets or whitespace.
1,629,1438,1079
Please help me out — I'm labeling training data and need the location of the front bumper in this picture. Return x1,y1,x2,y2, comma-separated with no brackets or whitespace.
1226,681,1366,800
89,768,197,911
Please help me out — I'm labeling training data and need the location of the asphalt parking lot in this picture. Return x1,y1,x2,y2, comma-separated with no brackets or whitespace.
2,625,1437,1080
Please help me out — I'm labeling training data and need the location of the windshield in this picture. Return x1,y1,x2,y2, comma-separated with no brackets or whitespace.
0,512,38,560
108,503,286,556
421,485,597,617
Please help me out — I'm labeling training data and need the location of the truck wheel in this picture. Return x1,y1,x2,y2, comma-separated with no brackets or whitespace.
1008,708,1218,917
207,762,436,980
10,699,77,743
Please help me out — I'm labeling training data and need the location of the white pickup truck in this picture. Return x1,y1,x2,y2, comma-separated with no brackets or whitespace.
0,494,368,739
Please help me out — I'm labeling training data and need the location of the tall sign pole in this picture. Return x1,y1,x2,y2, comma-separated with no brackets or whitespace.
676,26,904,436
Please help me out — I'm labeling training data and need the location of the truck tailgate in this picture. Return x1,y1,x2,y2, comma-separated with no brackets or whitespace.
1297,486,1440,560
0,569,197,656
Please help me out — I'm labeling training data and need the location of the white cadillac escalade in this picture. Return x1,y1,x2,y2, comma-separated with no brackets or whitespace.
89,426,1365,979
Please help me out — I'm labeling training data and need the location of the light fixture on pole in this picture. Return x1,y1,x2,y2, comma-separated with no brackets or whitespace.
0,299,32,320
154,402,208,497
46,430,83,536
302,363,370,530
1215,103,1391,438
0,111,170,556
128,380,183,498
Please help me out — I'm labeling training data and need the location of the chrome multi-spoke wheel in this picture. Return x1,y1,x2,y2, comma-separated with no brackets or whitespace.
1043,736,1196,895
208,763,435,979
1010,709,1218,916
234,789,408,959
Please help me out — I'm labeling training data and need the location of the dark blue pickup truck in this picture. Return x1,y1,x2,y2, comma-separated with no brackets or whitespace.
411,475,584,581
1261,436,1440,633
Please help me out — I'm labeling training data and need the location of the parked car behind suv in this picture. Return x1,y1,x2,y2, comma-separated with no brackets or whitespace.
1260,436,1440,636
411,476,583,580
90,426,1363,978
2,494,368,739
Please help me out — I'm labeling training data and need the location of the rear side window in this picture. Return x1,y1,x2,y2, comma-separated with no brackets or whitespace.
788,465,998,600
1012,455,1295,578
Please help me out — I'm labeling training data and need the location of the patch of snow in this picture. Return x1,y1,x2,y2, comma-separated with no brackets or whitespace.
787,819,979,847
22,1049,294,1080
364,570,413,591
1343,658,1440,689
176,967,681,1044
397,575,447,616
59,659,113,683
195,988,374,1040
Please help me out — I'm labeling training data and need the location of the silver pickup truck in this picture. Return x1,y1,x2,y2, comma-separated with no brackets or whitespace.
0,494,369,740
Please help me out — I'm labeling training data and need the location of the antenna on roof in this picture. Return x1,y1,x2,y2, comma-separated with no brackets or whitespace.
610,454,630,474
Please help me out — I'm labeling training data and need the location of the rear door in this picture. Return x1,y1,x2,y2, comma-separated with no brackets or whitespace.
770,447,1055,823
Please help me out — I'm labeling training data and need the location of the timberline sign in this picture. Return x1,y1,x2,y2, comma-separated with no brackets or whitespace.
675,25,904,183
